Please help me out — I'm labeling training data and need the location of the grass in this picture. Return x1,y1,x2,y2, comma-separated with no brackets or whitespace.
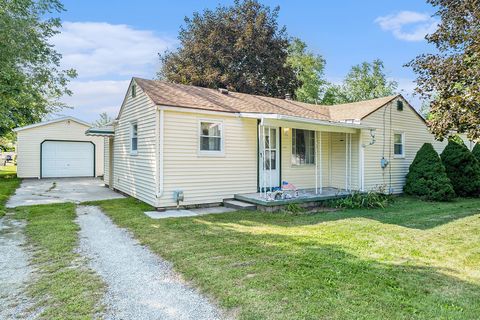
0,166,20,217
15,203,105,319
92,196,480,320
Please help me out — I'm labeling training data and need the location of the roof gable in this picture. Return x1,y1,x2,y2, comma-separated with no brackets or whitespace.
361,95,427,124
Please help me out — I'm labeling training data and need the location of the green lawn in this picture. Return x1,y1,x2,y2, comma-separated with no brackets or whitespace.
93,197,480,320
15,203,105,319
0,166,20,217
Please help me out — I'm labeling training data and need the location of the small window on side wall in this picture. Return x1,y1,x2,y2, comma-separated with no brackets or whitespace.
131,84,136,98
130,122,138,155
394,133,404,158
199,121,223,154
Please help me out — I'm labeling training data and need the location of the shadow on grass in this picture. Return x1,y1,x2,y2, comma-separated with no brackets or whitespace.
93,197,480,319
170,220,480,319
203,196,480,230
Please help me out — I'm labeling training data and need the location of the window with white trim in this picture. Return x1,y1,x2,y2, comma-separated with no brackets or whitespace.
199,121,223,152
292,129,315,165
130,122,138,154
394,132,404,157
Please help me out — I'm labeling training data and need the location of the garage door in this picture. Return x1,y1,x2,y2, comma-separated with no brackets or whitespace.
41,141,94,178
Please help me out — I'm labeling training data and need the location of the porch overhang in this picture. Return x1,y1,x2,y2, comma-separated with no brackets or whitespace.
239,113,375,133
85,126,115,137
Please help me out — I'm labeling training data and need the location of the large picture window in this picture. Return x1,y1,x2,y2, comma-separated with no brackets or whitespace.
199,121,223,153
292,129,315,165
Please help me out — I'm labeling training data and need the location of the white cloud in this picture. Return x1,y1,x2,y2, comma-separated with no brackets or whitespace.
375,11,437,41
53,21,176,78
58,80,130,122
51,22,177,122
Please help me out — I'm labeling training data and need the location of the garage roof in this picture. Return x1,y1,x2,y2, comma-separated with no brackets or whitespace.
13,117,92,132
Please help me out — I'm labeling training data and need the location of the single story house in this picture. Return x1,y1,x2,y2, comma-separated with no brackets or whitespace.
87,77,452,209
14,117,104,178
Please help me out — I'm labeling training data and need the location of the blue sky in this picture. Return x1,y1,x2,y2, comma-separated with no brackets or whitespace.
54,0,438,122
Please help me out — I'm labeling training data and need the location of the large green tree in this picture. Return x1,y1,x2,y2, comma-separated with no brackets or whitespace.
408,0,480,140
158,0,298,98
0,0,76,136
321,59,398,105
286,38,326,104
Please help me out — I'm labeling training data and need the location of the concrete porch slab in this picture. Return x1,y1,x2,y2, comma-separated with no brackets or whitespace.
145,207,236,219
234,187,352,206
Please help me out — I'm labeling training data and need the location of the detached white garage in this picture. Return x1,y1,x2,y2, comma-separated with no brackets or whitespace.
14,117,104,178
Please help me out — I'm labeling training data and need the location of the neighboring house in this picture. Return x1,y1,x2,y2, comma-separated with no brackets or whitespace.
87,77,451,209
14,117,104,178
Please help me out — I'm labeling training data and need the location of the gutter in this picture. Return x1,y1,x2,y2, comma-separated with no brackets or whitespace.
239,113,375,130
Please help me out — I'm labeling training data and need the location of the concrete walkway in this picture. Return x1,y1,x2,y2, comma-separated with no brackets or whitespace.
145,207,236,219
76,206,223,320
0,216,35,319
7,178,124,208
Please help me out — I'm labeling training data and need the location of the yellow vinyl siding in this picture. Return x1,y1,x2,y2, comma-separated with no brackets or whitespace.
160,111,257,207
112,81,158,206
361,97,448,193
281,130,360,190
16,120,104,178
329,132,360,190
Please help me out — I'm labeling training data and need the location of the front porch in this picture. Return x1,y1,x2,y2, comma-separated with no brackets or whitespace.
241,115,376,211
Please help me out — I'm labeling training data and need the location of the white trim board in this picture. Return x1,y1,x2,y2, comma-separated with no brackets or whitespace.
13,117,92,132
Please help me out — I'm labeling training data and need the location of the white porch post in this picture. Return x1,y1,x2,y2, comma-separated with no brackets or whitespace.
268,126,272,193
262,125,266,199
345,132,348,192
345,132,353,192
359,132,365,191
349,133,352,191
319,131,323,193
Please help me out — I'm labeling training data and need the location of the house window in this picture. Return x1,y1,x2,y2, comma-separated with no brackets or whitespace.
199,121,223,153
292,129,315,165
394,133,404,158
130,122,138,154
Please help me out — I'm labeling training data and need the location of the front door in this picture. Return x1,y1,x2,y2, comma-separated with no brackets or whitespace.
259,126,280,190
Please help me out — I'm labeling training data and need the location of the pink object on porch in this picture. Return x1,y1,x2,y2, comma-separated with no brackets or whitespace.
282,181,297,191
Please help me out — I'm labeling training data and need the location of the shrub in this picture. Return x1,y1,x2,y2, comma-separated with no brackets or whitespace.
283,203,305,214
440,139,480,197
472,143,480,163
332,190,392,209
404,143,455,201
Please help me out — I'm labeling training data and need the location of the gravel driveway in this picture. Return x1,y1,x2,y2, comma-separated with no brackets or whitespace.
0,217,35,319
76,206,223,320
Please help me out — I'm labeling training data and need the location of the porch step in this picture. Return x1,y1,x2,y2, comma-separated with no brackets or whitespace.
223,199,257,211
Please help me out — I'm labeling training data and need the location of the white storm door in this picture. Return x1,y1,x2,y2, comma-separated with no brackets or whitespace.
41,141,94,178
259,126,280,190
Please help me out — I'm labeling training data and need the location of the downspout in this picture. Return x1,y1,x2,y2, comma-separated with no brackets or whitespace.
155,107,165,203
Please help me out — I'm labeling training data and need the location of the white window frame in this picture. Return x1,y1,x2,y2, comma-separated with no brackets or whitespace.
198,119,224,157
130,122,138,155
393,132,405,158
291,128,315,166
